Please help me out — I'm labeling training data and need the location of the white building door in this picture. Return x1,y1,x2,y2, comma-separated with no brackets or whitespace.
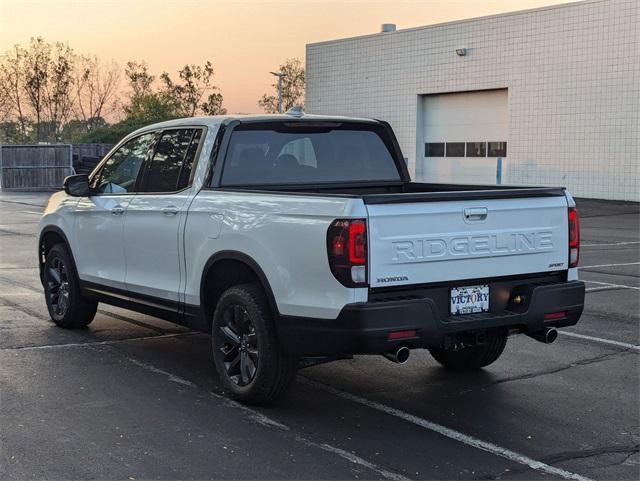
417,89,508,184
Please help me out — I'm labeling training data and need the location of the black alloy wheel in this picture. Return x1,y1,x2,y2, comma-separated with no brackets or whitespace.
211,283,297,404
217,304,260,386
43,243,97,328
45,256,71,317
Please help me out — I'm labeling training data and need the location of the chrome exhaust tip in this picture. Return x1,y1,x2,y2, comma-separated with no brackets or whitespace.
383,346,410,364
528,328,558,344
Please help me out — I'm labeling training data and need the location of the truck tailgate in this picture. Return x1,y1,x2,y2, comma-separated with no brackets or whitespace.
366,196,569,288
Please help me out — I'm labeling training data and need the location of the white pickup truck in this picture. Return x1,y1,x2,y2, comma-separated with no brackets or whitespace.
38,112,585,403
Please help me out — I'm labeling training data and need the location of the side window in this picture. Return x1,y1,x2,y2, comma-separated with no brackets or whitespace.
141,129,197,193
91,133,155,194
177,129,202,190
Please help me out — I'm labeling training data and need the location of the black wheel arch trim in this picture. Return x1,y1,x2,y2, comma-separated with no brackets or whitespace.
38,226,78,286
200,250,280,320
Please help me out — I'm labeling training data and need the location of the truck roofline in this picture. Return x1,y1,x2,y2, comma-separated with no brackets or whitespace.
128,113,381,138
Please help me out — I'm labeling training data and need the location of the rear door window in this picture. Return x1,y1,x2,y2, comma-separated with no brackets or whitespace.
140,128,201,193
220,123,401,186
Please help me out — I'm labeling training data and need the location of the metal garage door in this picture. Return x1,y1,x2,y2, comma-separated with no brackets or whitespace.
417,89,508,185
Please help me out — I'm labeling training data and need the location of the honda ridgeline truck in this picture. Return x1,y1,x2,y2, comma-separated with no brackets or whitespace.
38,112,585,403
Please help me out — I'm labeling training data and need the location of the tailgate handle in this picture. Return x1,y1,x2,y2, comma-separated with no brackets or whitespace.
464,207,488,221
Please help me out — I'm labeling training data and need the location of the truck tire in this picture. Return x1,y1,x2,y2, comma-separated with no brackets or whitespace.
43,243,97,328
211,283,297,404
429,335,507,369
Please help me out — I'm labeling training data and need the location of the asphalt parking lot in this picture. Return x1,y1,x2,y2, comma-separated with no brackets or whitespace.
0,191,638,481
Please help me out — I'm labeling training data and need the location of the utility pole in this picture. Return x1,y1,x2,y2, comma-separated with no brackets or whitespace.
270,71,285,113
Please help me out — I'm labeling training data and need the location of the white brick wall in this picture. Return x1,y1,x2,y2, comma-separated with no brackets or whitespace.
306,0,639,201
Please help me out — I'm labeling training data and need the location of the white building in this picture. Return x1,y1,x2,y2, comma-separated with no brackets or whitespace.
306,0,639,201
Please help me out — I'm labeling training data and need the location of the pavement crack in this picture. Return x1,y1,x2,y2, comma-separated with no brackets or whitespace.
488,444,639,479
541,444,640,465
0,228,36,237
0,199,47,208
480,350,635,388
581,268,640,277
0,276,42,293
0,296,46,319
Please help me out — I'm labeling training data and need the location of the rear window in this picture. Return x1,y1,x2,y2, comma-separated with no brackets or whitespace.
220,123,401,186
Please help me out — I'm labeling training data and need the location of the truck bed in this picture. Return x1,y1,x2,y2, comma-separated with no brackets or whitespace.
223,181,566,203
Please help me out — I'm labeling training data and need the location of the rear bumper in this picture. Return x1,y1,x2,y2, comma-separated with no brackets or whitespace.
277,280,585,356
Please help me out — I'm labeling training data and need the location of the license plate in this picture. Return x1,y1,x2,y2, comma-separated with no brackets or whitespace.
450,285,490,315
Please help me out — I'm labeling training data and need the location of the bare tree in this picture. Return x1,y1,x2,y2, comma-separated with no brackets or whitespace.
22,38,50,141
75,55,120,130
43,41,75,140
259,58,305,113
11,38,77,141
160,61,226,116
0,39,230,142
0,45,30,140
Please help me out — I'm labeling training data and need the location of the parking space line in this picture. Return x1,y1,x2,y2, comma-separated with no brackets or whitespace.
298,440,412,481
126,357,411,481
582,241,640,247
1,332,197,351
586,286,625,292
579,262,639,269
301,378,594,481
583,280,640,291
558,331,640,351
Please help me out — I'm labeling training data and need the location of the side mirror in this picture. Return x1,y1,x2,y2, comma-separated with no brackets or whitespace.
63,174,92,197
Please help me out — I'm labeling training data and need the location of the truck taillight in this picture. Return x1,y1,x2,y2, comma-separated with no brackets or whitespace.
327,219,367,287
568,207,580,268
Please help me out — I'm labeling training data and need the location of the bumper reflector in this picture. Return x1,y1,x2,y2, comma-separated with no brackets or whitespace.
388,329,417,340
544,311,567,320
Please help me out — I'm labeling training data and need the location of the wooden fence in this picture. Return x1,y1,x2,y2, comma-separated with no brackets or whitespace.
0,144,74,190
0,143,113,190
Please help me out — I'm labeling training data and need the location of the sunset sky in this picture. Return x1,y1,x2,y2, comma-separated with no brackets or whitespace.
1,0,576,114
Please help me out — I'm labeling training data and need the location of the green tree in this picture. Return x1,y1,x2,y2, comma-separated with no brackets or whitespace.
160,61,226,116
76,117,143,144
0,121,24,143
61,117,107,142
125,60,154,97
258,58,305,113
122,60,179,124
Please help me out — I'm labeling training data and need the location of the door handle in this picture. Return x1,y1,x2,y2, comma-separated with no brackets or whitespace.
464,207,488,221
111,205,125,216
162,206,179,216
